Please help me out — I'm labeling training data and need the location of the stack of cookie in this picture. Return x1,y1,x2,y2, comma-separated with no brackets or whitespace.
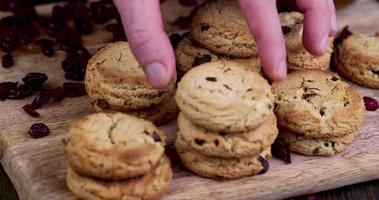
175,0,334,75
175,61,278,179
85,42,178,125
335,32,379,89
272,70,365,156
64,113,173,200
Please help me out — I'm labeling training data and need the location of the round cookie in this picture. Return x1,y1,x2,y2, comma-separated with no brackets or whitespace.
175,35,261,75
175,134,271,179
278,128,356,156
67,156,172,200
175,61,274,133
280,12,334,71
335,32,379,88
94,90,178,125
177,112,278,158
190,0,258,57
85,42,176,111
64,113,167,180
272,70,365,138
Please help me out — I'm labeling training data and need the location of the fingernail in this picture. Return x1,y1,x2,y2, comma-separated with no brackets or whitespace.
144,62,169,89
331,15,338,34
319,35,329,54
276,58,287,81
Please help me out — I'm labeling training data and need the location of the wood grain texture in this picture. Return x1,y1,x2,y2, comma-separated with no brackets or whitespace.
0,0,378,200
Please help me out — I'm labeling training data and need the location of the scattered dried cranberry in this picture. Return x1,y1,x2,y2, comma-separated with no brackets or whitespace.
172,16,192,29
179,0,198,6
363,96,378,111
258,156,270,174
106,23,118,32
65,70,85,81
52,5,67,21
8,84,33,99
334,26,352,46
28,123,49,138
0,81,18,90
23,104,40,118
2,53,14,68
31,91,51,109
272,140,292,164
193,55,212,66
90,1,111,24
42,46,55,57
111,25,127,42
169,33,182,50
63,82,86,97
22,72,48,89
74,17,94,35
0,87,11,100
50,87,65,101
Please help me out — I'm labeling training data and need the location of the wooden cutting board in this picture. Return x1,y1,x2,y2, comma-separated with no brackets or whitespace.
1,0,379,200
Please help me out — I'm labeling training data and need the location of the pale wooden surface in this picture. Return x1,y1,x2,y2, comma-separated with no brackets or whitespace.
0,0,379,200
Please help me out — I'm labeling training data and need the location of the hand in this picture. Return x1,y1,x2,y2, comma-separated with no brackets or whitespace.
113,0,337,89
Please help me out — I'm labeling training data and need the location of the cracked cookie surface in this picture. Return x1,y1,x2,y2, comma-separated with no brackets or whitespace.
64,113,166,180
175,34,261,75
67,155,172,200
93,90,178,125
335,33,379,88
175,134,271,179
85,42,176,111
278,128,356,156
272,70,365,138
280,12,334,71
177,112,278,158
175,60,274,133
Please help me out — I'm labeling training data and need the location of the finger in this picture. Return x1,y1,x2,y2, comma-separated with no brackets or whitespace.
113,0,176,90
296,0,331,56
238,0,287,81
328,0,338,36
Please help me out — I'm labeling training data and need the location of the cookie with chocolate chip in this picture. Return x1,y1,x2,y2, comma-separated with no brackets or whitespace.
175,35,261,75
175,133,271,179
64,113,166,180
272,70,365,138
335,32,379,88
177,112,278,158
278,127,356,156
175,60,274,133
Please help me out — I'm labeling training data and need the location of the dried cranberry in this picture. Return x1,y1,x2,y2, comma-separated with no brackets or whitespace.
171,16,192,29
90,1,111,24
23,104,40,118
0,81,18,90
106,23,118,32
2,53,14,68
258,156,270,174
74,17,94,35
334,26,352,46
272,140,292,164
52,5,67,21
31,91,51,109
22,73,48,89
35,39,55,47
179,0,198,6
63,82,86,97
169,33,182,50
111,25,127,42
0,40,15,52
28,123,49,138
0,87,11,100
363,96,378,111
8,84,33,99
65,70,85,81
66,0,90,19
50,87,65,101
193,55,212,66
282,26,291,35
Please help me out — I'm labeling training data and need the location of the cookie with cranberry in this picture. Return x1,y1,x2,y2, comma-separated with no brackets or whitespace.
64,113,166,180
272,70,365,138
335,32,379,88
175,60,274,133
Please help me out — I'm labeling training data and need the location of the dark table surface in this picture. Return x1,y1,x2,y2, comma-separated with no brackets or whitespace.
1,164,378,200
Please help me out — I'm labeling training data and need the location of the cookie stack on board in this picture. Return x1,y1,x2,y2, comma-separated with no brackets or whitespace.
175,0,334,76
64,113,173,200
272,70,365,156
175,61,278,179
85,42,178,125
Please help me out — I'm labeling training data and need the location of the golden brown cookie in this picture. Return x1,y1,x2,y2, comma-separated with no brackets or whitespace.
85,42,176,111
175,134,271,179
335,32,379,88
272,70,365,138
64,113,166,180
175,35,261,75
177,112,278,158
67,156,172,200
278,128,356,156
175,61,274,133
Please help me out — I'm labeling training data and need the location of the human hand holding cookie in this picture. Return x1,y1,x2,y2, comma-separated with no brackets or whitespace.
113,0,337,88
